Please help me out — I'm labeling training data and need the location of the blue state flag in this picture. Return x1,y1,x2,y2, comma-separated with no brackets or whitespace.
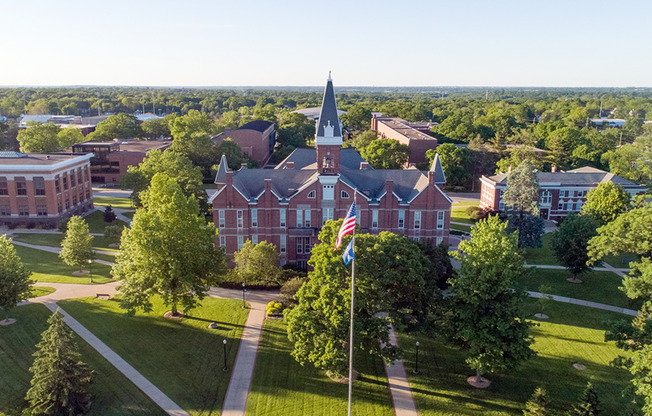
342,238,355,265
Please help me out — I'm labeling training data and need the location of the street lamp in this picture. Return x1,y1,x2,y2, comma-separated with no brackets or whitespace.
242,282,247,309
222,339,228,372
413,341,420,374
88,258,93,283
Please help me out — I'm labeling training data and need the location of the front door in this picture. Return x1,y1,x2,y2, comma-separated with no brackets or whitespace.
539,208,549,220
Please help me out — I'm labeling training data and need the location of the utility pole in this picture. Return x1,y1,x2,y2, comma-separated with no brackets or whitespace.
619,131,623,147
599,101,602,118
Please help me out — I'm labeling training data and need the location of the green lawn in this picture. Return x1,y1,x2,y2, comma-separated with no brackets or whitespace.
451,202,479,225
246,319,394,416
58,296,249,416
122,211,136,220
521,234,560,266
451,223,472,233
94,196,135,210
84,210,128,234
398,301,634,416
12,232,121,255
14,245,115,284
516,267,636,310
29,286,56,298
0,303,165,416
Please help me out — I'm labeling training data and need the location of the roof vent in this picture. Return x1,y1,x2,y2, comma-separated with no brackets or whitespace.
286,161,295,169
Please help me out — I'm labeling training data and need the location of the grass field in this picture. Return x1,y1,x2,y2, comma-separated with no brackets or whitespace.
451,223,472,233
83,210,128,234
516,267,635,309
246,319,394,416
58,296,249,416
0,303,165,416
94,196,135,210
12,232,121,255
29,286,56,298
521,234,560,266
122,211,136,220
398,301,633,416
451,201,480,225
14,245,114,284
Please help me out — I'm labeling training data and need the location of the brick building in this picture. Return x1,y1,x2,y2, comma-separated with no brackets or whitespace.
480,166,647,221
71,138,172,184
370,116,438,165
211,77,452,268
0,151,94,227
212,120,276,166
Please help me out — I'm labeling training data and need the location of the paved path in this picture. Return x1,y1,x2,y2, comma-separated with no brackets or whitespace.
207,288,279,416
524,263,631,274
528,291,637,316
383,324,418,416
449,192,480,203
10,240,117,265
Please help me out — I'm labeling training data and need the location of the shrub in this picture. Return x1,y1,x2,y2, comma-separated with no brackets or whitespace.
26,222,36,229
57,217,70,233
466,206,489,221
266,301,283,315
103,205,117,223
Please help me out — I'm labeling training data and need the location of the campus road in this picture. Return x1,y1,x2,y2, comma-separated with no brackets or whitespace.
93,187,217,199
448,192,481,203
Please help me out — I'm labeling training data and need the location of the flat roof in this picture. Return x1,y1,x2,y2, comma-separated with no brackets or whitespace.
376,117,436,141
72,139,172,153
0,153,93,172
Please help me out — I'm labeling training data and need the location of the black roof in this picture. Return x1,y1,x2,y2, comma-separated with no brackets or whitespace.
238,120,274,133
316,79,342,137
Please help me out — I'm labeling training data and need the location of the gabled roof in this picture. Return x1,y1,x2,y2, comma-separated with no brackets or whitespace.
484,167,645,189
315,77,342,138
275,148,368,171
430,153,446,184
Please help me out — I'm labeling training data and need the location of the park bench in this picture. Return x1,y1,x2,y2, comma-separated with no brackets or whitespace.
95,293,111,300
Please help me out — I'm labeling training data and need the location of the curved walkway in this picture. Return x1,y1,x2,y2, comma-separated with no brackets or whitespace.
528,290,637,316
10,240,117,265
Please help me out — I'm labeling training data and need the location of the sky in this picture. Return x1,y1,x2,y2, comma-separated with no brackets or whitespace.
1,0,651,87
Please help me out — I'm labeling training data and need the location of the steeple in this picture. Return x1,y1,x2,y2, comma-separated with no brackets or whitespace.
429,153,446,184
315,75,343,175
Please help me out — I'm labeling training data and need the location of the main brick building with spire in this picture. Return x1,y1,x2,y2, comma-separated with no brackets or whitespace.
210,76,452,268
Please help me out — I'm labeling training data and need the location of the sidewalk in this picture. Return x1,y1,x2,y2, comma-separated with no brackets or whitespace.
10,240,117,266
524,263,631,274
383,324,418,416
528,291,637,316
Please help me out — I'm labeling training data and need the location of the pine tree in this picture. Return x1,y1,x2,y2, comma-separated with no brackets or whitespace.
25,309,94,415
59,216,93,273
103,205,116,223
0,236,32,321
572,382,602,416
523,387,548,416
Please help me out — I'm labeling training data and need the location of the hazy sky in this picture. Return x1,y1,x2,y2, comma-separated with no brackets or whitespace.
2,0,651,87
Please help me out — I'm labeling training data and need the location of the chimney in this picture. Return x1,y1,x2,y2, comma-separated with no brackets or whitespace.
508,166,512,173
286,161,294,169
360,161,369,170
226,171,233,187
551,166,557,173
385,180,394,195
264,178,272,191
428,170,435,185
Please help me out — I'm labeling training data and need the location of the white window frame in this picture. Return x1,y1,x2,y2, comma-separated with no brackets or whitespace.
297,238,303,254
541,191,552,205
237,235,244,251
237,210,243,228
436,236,443,246
297,210,303,228
218,209,225,228
252,234,258,244
323,185,334,200
322,207,334,225
280,209,286,228
372,210,378,229
414,211,421,230
251,208,258,227
398,210,405,229
307,190,316,199
437,210,445,230
280,235,286,253
304,210,311,228
341,190,350,199
219,235,226,247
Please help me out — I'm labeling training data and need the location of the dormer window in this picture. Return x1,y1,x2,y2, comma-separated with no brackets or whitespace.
307,190,316,199
341,191,350,199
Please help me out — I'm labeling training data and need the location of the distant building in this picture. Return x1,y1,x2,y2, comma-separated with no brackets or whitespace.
292,107,346,121
71,138,172,184
135,113,163,123
19,114,110,136
0,151,94,227
480,167,647,221
212,120,276,167
370,116,439,165
210,77,452,269
590,118,627,128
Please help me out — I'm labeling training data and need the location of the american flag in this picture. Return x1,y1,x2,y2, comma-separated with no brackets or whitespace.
334,202,356,250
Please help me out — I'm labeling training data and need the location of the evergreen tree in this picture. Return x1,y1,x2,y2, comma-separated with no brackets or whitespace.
523,387,548,416
103,205,116,223
447,215,535,382
25,310,94,416
503,159,540,217
59,216,93,273
0,236,32,320
572,382,602,416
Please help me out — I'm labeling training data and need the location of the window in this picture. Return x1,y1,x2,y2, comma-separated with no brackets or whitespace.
55,176,60,193
37,205,47,216
304,210,311,228
251,208,258,227
280,209,286,227
398,210,405,229
573,190,579,197
82,168,87,182
297,260,307,270
280,235,286,253
218,210,225,228
73,195,78,205
0,177,7,195
558,202,563,210
304,237,311,253
437,210,445,230
237,235,244,250
252,234,258,244
18,205,29,216
541,191,551,205
436,236,443,246
70,171,76,187
297,210,303,228
65,200,70,210
57,202,62,213
85,190,90,200
372,210,378,229
297,238,303,254
323,185,334,200
219,235,226,247
414,211,421,230
34,177,45,195
341,190,350,199
499,200,505,211
0,205,10,215
15,177,27,195
307,190,316,199
237,210,243,228
62,173,68,190
322,207,334,225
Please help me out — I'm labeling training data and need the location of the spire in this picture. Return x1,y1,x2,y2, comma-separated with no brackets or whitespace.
430,153,446,184
315,75,342,139
214,154,230,183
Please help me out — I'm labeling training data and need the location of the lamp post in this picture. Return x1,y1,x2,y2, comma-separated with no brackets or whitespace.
413,341,420,374
222,339,227,372
88,258,93,283
242,282,247,309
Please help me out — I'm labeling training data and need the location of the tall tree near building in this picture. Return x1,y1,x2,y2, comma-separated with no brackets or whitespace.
551,214,598,283
601,135,652,186
233,240,281,286
340,105,372,132
502,159,544,248
360,138,410,169
169,110,218,173
286,222,429,377
425,143,472,187
587,203,652,262
59,216,93,273
215,138,253,170
17,121,61,153
0,237,32,321
25,310,94,416
57,126,85,148
581,182,631,225
114,173,226,316
447,216,535,385
87,113,141,141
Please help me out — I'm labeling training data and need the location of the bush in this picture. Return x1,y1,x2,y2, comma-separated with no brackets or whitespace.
266,301,283,315
466,206,489,221
104,224,122,242
26,222,36,229
57,217,70,233
280,277,306,306
103,205,116,223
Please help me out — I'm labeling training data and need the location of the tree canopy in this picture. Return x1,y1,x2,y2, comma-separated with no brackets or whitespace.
426,143,472,187
581,182,631,226
551,214,598,282
360,138,410,169
233,239,281,286
0,236,32,320
503,159,540,216
87,113,141,141
17,122,62,153
59,216,93,273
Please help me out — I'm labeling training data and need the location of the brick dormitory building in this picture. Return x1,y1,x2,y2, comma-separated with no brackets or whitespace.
210,76,452,268
0,151,94,227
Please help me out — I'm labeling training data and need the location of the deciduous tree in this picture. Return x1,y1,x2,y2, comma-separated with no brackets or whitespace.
581,182,631,226
59,216,93,273
87,113,141,141
57,126,85,148
360,138,410,169
503,159,540,216
426,143,472,187
551,214,598,282
113,173,226,315
17,122,61,153
233,240,280,286
25,310,94,416
587,203,652,262
0,237,32,321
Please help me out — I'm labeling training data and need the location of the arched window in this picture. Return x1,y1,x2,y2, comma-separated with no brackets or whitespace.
341,190,350,199
307,190,316,199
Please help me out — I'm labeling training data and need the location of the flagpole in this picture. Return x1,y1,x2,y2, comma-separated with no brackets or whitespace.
348,191,357,416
